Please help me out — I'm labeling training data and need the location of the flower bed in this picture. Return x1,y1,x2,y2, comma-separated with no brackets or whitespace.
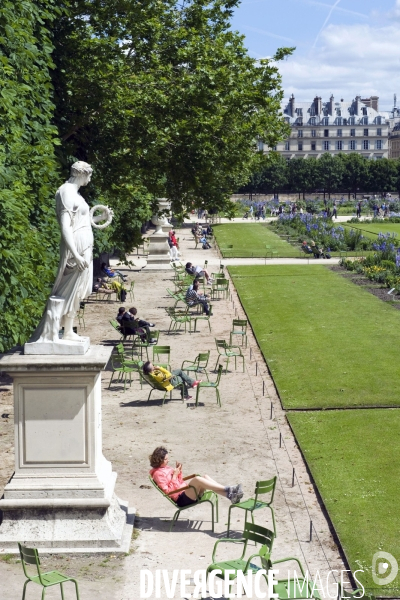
271,213,371,251
341,233,400,289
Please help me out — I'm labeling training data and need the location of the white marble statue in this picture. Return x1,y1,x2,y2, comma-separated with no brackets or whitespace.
28,161,113,346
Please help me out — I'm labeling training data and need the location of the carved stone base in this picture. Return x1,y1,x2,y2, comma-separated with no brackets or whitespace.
24,337,90,355
0,495,134,553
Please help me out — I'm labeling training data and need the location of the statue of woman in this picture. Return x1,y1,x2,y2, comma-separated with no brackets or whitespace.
28,161,112,345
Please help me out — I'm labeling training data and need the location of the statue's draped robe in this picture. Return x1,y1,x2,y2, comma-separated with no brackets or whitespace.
28,184,93,342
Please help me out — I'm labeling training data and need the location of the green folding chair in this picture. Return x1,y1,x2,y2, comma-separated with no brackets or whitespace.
206,522,274,592
227,476,277,536
230,319,248,347
149,474,218,531
18,543,80,600
214,339,245,373
108,349,138,391
115,343,143,387
181,351,210,381
140,371,184,406
195,365,223,407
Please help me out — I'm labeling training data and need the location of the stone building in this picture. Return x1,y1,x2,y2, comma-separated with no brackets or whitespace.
263,95,390,159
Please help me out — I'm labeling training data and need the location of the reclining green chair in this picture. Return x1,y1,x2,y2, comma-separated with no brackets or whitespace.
18,543,80,600
149,473,219,531
140,371,184,406
181,351,210,381
206,522,274,594
227,476,277,536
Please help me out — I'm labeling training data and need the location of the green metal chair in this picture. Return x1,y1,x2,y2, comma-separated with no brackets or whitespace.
115,343,143,387
166,307,194,334
206,522,274,590
133,329,160,360
337,584,375,600
76,301,85,329
110,319,124,340
152,345,171,370
18,543,80,600
149,474,218,531
211,278,229,300
230,319,248,347
181,351,210,381
267,553,321,599
191,308,212,332
227,476,277,537
195,365,223,407
214,339,245,373
108,349,138,391
140,370,184,406
128,280,135,301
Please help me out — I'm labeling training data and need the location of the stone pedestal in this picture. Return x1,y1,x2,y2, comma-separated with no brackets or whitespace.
0,347,134,553
146,198,175,269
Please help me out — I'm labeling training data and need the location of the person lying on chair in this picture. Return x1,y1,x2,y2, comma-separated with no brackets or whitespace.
143,361,200,400
149,446,244,507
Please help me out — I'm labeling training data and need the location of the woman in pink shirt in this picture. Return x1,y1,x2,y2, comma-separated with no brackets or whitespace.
149,446,243,507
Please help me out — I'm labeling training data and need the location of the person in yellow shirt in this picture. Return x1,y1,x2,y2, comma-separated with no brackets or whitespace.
143,361,200,400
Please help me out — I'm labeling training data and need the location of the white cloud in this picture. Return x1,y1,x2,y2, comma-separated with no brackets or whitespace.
278,21,400,108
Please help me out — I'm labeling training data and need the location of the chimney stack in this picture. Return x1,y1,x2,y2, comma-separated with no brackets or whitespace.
329,94,334,116
314,96,322,116
289,94,295,117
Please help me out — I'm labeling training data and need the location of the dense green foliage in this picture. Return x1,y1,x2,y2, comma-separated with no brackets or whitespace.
229,264,400,408
240,153,400,197
52,0,293,255
0,0,291,351
289,409,400,595
0,0,60,351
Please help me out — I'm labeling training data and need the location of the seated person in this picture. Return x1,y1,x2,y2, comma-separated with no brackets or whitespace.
200,236,211,249
143,361,201,400
149,446,244,506
101,262,128,281
93,277,114,295
310,241,322,258
301,241,313,254
186,280,211,315
185,262,213,284
206,225,213,236
122,308,157,343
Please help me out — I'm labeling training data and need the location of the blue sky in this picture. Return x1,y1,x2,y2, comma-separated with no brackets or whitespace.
231,0,400,110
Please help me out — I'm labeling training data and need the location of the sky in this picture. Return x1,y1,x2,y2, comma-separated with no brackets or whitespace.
231,0,400,111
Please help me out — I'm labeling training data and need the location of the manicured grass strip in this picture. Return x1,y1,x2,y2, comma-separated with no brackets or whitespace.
288,409,400,596
343,222,400,241
229,265,400,409
214,222,361,258
213,223,301,258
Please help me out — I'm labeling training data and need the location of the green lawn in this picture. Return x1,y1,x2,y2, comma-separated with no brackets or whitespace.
343,222,400,241
213,223,302,258
229,265,400,409
288,409,400,596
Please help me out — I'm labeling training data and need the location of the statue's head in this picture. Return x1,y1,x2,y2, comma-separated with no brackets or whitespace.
70,161,92,184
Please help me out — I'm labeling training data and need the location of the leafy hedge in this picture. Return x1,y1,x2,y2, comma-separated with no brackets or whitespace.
0,0,61,351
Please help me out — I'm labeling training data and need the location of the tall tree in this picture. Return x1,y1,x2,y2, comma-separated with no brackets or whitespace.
368,158,397,195
339,153,369,199
0,0,61,351
316,153,344,198
52,0,293,254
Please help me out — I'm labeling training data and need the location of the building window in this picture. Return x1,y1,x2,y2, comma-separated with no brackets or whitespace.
364,128,369,136
377,116,382,125
377,128,382,136
350,140,357,150
298,142,303,151
337,129,342,137
285,141,290,151
362,117,368,125
322,117,329,125
323,141,330,151
324,129,329,137
376,140,382,150
297,118,303,126
350,129,356,137
284,117,290,123
362,107,367,115
298,129,303,138
311,143,316,151
349,117,355,125
363,140,369,150
337,117,342,126
311,129,316,137
310,117,316,125
296,108,303,116
337,141,343,150
336,109,342,117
